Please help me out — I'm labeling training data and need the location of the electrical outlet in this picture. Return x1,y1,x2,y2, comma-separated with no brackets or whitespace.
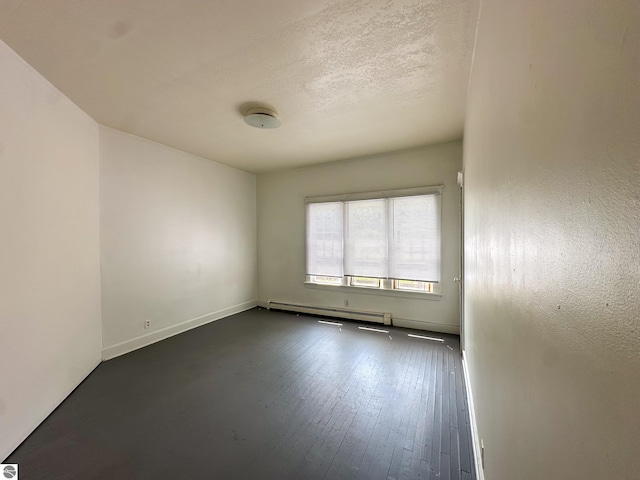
344,299,349,307
144,319,151,329
481,439,485,469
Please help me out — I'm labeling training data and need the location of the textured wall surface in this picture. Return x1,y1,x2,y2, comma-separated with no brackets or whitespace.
100,127,257,356
463,0,640,478
257,142,462,333
0,40,102,461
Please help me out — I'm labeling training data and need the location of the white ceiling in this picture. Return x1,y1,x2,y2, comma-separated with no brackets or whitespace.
0,0,479,173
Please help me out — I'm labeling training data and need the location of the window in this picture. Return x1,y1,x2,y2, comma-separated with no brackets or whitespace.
305,187,441,294
349,276,381,288
305,202,343,277
394,279,433,292
311,275,342,285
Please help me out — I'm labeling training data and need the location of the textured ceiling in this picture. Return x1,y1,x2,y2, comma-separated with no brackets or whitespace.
0,0,479,172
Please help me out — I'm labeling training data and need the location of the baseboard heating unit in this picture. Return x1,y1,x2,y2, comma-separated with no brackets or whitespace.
267,300,391,326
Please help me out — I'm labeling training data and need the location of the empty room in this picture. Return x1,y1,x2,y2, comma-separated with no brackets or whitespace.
1,1,638,479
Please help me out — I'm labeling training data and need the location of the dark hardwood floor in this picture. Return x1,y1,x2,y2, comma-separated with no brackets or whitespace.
7,308,476,479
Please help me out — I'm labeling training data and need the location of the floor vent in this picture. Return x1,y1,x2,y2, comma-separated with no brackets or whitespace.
267,301,391,326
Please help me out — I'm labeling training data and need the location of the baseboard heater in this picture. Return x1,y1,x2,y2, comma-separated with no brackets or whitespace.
267,300,391,326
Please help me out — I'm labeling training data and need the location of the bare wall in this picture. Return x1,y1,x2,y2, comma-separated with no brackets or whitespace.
257,143,462,333
0,40,102,460
463,0,640,478
100,127,257,358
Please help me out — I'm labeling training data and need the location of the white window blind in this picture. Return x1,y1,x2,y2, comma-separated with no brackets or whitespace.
344,199,388,278
306,202,344,277
389,194,441,282
305,186,442,285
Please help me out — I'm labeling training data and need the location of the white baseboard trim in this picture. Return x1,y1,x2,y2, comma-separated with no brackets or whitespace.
462,351,484,480
102,300,258,360
392,316,460,335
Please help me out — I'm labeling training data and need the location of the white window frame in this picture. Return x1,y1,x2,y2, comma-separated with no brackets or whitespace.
304,186,443,298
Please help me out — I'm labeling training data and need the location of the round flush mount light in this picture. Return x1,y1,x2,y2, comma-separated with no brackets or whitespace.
244,107,281,129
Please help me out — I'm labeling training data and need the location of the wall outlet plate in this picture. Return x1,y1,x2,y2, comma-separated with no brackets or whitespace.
144,319,151,329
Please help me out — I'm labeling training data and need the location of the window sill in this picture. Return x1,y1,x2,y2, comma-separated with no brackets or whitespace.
304,281,442,301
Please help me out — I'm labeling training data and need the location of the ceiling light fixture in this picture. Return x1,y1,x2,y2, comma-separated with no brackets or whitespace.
244,107,281,129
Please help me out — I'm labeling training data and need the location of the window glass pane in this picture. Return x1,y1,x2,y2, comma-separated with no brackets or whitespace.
389,194,441,282
312,275,342,285
344,199,388,278
349,276,381,288
306,202,344,277
394,279,432,292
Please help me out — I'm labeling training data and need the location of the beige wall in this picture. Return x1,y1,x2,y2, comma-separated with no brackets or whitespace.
463,0,640,478
0,40,102,460
257,142,462,333
99,127,257,358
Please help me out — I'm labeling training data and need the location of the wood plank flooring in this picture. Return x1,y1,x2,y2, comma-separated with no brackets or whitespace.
7,308,476,480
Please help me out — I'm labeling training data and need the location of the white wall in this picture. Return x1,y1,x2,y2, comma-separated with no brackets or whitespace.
257,142,462,333
463,0,640,478
0,41,102,461
100,127,257,358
